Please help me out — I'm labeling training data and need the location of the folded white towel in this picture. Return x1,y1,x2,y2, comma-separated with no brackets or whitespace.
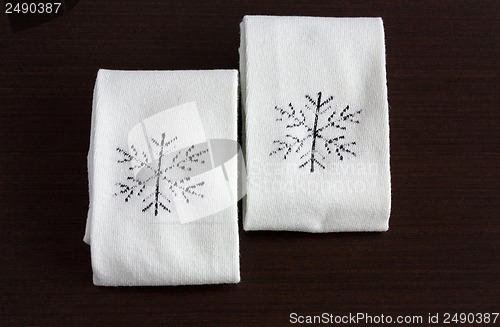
84,69,240,286
240,16,391,232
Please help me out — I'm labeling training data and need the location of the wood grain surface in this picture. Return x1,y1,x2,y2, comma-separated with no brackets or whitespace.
0,1,498,326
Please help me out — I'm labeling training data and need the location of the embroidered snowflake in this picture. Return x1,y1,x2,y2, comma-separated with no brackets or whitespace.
115,133,208,216
270,92,362,172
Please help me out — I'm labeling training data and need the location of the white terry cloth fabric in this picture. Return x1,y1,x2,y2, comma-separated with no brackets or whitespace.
240,16,391,232
84,69,240,286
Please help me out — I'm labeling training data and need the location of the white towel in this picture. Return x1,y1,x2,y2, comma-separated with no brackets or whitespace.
84,69,240,286
240,16,391,232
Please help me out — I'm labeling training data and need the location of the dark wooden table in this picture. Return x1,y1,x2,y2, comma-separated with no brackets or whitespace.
0,1,498,326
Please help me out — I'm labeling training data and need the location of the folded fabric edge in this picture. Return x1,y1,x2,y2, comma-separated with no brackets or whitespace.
239,20,251,233
379,18,393,229
93,275,241,287
95,68,239,74
83,70,102,245
243,222,390,233
230,69,242,285
242,15,383,22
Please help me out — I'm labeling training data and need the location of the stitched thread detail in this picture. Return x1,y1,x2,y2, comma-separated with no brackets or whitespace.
270,92,361,172
115,133,208,216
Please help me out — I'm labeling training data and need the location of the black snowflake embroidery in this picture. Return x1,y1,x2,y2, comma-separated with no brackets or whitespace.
115,133,209,216
270,92,362,172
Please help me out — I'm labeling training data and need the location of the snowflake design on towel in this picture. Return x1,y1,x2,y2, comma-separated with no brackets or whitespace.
115,133,209,216
270,92,362,173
